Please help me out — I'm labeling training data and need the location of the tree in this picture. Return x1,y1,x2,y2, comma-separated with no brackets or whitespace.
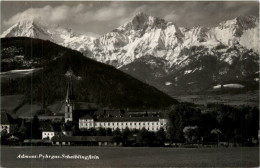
88,128,97,136
1,129,8,137
155,128,166,146
167,105,185,143
198,112,218,143
71,125,80,136
1,129,8,145
112,128,122,144
80,129,90,136
137,128,155,146
97,128,106,136
31,115,40,139
18,120,28,140
246,106,259,140
184,127,200,143
122,127,131,146
106,128,113,136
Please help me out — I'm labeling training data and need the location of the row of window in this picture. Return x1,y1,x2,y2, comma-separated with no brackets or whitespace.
79,124,162,128
1,126,8,129
43,132,57,136
43,132,71,136
79,126,161,131
55,141,70,145
79,121,165,127
110,127,160,131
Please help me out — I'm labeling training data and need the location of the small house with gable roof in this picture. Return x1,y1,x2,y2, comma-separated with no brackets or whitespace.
0,111,16,134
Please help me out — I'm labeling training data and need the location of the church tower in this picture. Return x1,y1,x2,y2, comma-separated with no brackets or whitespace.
65,69,76,122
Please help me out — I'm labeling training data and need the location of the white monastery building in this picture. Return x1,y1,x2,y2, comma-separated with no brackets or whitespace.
63,69,168,132
79,115,168,132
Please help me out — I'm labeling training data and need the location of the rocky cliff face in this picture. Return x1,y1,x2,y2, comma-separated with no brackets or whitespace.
1,13,258,95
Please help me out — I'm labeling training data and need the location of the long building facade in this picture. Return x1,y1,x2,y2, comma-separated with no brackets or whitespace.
79,115,168,132
63,70,168,132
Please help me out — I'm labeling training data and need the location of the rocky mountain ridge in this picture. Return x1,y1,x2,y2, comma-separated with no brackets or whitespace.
1,13,259,95
2,13,258,69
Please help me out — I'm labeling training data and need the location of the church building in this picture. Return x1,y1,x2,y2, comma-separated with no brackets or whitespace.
64,70,76,123
63,69,168,131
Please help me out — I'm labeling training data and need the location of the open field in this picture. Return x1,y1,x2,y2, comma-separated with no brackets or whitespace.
1,146,259,167
0,95,25,112
2,91,258,119
1,95,100,118
173,91,259,106
0,69,42,80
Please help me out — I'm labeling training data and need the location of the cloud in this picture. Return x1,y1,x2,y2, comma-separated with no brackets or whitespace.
3,3,128,26
88,5,126,22
4,5,78,25
162,1,258,27
2,1,258,34
164,11,179,22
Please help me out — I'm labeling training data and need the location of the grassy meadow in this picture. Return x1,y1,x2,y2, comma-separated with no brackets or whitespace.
1,146,259,167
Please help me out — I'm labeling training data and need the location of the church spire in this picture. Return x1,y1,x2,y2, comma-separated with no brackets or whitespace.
66,79,75,102
65,68,75,103
64,68,76,123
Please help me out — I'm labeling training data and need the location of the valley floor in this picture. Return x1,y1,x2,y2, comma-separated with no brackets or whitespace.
173,90,259,106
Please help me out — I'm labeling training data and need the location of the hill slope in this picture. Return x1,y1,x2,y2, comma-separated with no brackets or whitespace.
1,13,258,96
1,37,177,112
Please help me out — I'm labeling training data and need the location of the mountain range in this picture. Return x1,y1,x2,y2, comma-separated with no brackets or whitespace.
1,37,177,116
1,13,259,95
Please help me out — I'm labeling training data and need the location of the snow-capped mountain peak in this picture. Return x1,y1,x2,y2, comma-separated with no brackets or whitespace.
1,19,50,40
90,13,185,67
217,15,258,37
220,15,258,29
1,13,259,96
1,13,258,69
118,12,169,33
87,13,258,68
1,19,97,53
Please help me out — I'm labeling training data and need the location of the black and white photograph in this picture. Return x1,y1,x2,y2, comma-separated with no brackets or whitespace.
0,0,259,167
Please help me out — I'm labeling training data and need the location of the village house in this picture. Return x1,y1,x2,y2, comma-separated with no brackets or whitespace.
0,111,17,134
42,125,61,140
42,124,72,140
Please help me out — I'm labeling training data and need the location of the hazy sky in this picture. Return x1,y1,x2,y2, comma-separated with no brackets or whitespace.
1,1,259,35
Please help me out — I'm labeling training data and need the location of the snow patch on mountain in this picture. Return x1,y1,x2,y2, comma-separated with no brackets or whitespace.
165,82,172,86
213,84,245,89
0,68,42,79
240,26,259,52
1,13,258,71
0,68,41,75
89,14,259,68
184,70,192,75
